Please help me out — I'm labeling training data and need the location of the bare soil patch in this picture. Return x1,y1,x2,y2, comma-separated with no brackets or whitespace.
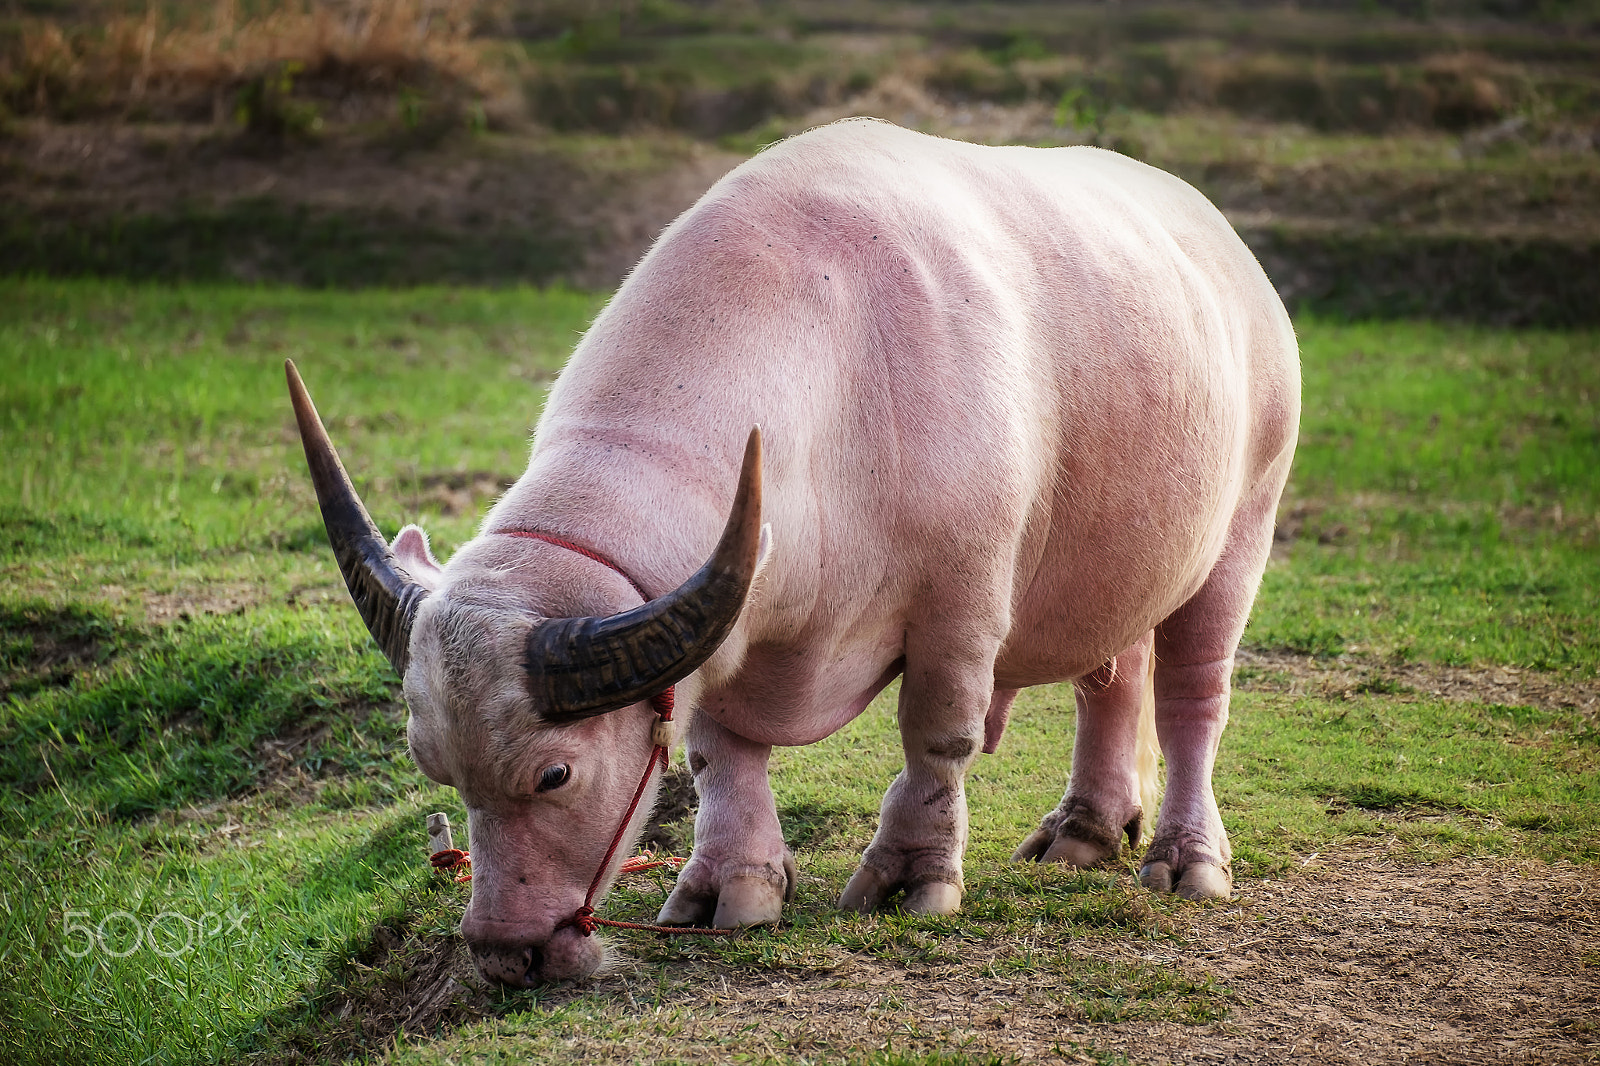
278,854,1598,1064
622,857,1600,1065
1235,646,1600,718
0,603,121,700
6,97,1596,322
258,923,484,1065
1082,857,1600,1065
141,581,265,624
0,119,743,289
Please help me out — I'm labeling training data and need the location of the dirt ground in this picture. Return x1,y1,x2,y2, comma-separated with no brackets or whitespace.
1075,857,1599,1065
692,855,1600,1066
0,117,746,289
8,83,1597,308
308,852,1598,1065
1235,647,1600,719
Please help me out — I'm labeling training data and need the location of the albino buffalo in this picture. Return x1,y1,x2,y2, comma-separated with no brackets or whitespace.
288,118,1299,988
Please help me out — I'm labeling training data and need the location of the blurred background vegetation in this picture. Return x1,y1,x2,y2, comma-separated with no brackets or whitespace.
1,0,1597,320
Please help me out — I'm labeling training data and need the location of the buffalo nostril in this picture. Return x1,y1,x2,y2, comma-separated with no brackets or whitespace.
524,946,545,986
472,944,544,988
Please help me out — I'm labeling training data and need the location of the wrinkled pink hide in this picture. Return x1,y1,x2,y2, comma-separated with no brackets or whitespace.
399,119,1299,986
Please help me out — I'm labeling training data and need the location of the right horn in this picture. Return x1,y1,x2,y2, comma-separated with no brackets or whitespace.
526,427,764,723
285,360,429,675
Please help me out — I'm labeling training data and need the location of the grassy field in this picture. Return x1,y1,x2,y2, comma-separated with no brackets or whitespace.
0,279,1597,1065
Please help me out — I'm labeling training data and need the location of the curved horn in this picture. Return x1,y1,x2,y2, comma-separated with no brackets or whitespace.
526,427,764,723
285,360,428,675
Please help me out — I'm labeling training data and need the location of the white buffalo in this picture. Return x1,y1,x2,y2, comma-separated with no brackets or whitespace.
287,118,1299,986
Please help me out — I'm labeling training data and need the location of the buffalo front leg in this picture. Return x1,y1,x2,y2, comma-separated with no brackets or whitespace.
657,711,794,929
1014,633,1154,868
840,650,993,916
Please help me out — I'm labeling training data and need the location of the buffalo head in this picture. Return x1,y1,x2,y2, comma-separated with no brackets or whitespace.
285,361,764,985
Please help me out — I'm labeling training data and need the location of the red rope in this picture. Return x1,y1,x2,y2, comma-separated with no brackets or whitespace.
430,851,682,884
577,744,669,915
619,853,686,875
429,848,473,883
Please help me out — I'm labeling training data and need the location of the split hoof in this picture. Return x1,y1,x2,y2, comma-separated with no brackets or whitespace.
656,887,713,928
658,867,788,929
1013,801,1138,868
1139,859,1232,900
838,865,890,913
1012,828,1121,868
1010,827,1055,863
839,865,962,915
1043,835,1118,867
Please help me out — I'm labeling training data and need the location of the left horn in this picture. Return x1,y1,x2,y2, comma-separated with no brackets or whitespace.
526,426,764,723
285,360,429,675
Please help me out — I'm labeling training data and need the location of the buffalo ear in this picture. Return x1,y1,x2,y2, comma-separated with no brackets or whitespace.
391,526,445,593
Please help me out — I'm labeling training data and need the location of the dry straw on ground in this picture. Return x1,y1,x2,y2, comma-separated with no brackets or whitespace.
2,0,492,119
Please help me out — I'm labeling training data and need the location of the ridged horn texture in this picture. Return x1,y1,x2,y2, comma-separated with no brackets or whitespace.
526,427,764,724
285,360,429,676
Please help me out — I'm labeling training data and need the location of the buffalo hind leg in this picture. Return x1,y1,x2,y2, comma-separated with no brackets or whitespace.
840,644,995,916
1014,633,1153,868
657,711,794,929
1141,477,1282,901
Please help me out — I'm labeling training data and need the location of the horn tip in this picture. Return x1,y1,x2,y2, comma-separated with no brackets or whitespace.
285,361,310,412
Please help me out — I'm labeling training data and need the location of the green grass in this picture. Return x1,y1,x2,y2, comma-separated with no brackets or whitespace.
0,279,1595,1064
1255,319,1599,671
0,280,597,1066
0,280,603,551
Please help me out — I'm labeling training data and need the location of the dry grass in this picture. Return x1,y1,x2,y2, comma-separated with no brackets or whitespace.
1,0,495,121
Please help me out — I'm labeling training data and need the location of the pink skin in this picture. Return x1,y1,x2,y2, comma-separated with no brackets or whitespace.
389,120,1299,986
1013,637,1154,868
398,534,673,985
656,714,795,928
1142,470,1289,897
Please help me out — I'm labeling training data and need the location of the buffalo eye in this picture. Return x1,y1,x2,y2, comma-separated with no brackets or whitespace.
536,764,571,792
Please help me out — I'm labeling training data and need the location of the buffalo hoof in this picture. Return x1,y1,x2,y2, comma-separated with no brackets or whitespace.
656,888,713,927
838,864,889,913
1013,799,1139,869
902,881,962,915
1010,828,1119,868
657,859,791,929
839,866,962,915
712,875,785,929
1139,859,1232,900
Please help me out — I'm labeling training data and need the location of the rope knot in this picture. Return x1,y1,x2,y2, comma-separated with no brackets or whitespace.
430,848,472,882
572,906,598,936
